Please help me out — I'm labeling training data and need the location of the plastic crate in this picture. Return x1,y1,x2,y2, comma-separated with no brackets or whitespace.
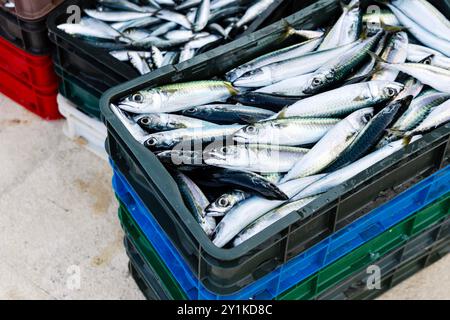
118,195,450,300
112,160,450,299
0,36,57,88
47,0,320,115
316,226,450,300
0,0,64,21
279,204,450,299
101,0,450,296
0,64,59,120
57,94,107,159
0,9,52,54
55,64,102,119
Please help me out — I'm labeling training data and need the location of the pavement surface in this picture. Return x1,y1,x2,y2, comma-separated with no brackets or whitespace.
0,94,449,300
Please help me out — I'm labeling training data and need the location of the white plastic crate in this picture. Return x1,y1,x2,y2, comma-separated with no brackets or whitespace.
57,94,107,160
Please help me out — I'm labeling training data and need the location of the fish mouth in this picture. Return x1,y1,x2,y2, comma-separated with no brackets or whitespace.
117,102,143,113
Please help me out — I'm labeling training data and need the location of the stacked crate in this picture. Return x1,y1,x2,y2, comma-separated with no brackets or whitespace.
0,0,62,119
96,1,450,300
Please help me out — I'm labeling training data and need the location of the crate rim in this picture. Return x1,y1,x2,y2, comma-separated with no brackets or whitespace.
99,0,450,262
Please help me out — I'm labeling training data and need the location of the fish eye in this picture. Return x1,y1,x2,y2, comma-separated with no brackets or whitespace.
363,114,372,123
386,87,397,97
146,137,158,147
186,107,197,113
244,125,257,134
132,93,144,103
312,78,322,86
220,146,229,154
140,117,150,125
217,197,230,207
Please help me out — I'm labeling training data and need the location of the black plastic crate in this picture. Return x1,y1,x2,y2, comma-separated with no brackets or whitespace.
317,219,450,300
0,5,55,54
47,0,316,110
101,0,450,296
125,237,173,301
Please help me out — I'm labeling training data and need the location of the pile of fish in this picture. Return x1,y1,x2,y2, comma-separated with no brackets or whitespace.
112,0,450,248
58,0,280,75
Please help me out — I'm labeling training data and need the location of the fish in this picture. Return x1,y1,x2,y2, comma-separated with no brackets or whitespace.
57,18,129,42
233,117,340,146
404,100,450,140
128,51,152,75
302,31,384,94
173,171,216,236
326,96,413,171
386,3,450,55
204,144,309,173
143,124,243,150
233,196,319,246
370,31,408,81
156,9,193,29
205,190,250,217
212,174,326,247
337,0,362,46
232,41,357,87
407,44,450,70
255,73,315,96
225,37,324,83
276,81,404,119
110,104,150,144
235,0,276,29
232,92,302,111
389,0,450,42
195,168,290,200
280,108,374,182
371,53,450,94
193,0,211,32
137,113,218,131
180,104,274,124
292,136,422,201
118,81,238,113
83,8,156,22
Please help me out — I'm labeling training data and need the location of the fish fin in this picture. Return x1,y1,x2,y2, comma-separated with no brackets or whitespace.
380,19,407,33
402,134,412,146
281,20,296,41
225,82,240,96
277,107,288,119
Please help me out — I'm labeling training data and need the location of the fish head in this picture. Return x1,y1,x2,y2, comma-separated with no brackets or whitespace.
144,133,165,150
182,106,207,117
302,69,336,95
369,81,404,101
206,195,235,217
233,123,263,143
205,145,247,167
385,95,413,115
137,114,161,128
118,90,162,113
347,108,374,132
233,67,272,88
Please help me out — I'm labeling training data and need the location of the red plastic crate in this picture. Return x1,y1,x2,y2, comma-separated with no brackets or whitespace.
0,36,57,89
0,36,60,119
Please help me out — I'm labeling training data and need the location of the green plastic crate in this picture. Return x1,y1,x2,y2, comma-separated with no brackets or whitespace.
119,194,450,300
55,64,101,119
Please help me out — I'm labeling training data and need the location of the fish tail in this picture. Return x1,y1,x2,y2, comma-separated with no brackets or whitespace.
402,134,412,146
277,107,288,119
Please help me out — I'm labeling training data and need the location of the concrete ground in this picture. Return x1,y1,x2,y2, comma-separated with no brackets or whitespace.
0,94,449,300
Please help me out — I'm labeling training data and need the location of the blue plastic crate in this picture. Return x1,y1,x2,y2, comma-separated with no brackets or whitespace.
112,162,450,300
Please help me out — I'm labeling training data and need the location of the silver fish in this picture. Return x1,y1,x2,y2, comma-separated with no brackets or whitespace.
137,113,218,131
205,190,250,217
281,108,374,182
233,117,340,146
371,31,408,81
205,144,309,173
235,0,276,29
174,172,216,237
110,104,150,144
118,81,238,113
292,136,422,201
212,174,326,248
405,100,450,137
84,8,155,22
128,51,152,75
193,0,211,32
277,81,403,119
144,124,243,149
233,196,318,246
232,41,358,87
156,9,193,29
